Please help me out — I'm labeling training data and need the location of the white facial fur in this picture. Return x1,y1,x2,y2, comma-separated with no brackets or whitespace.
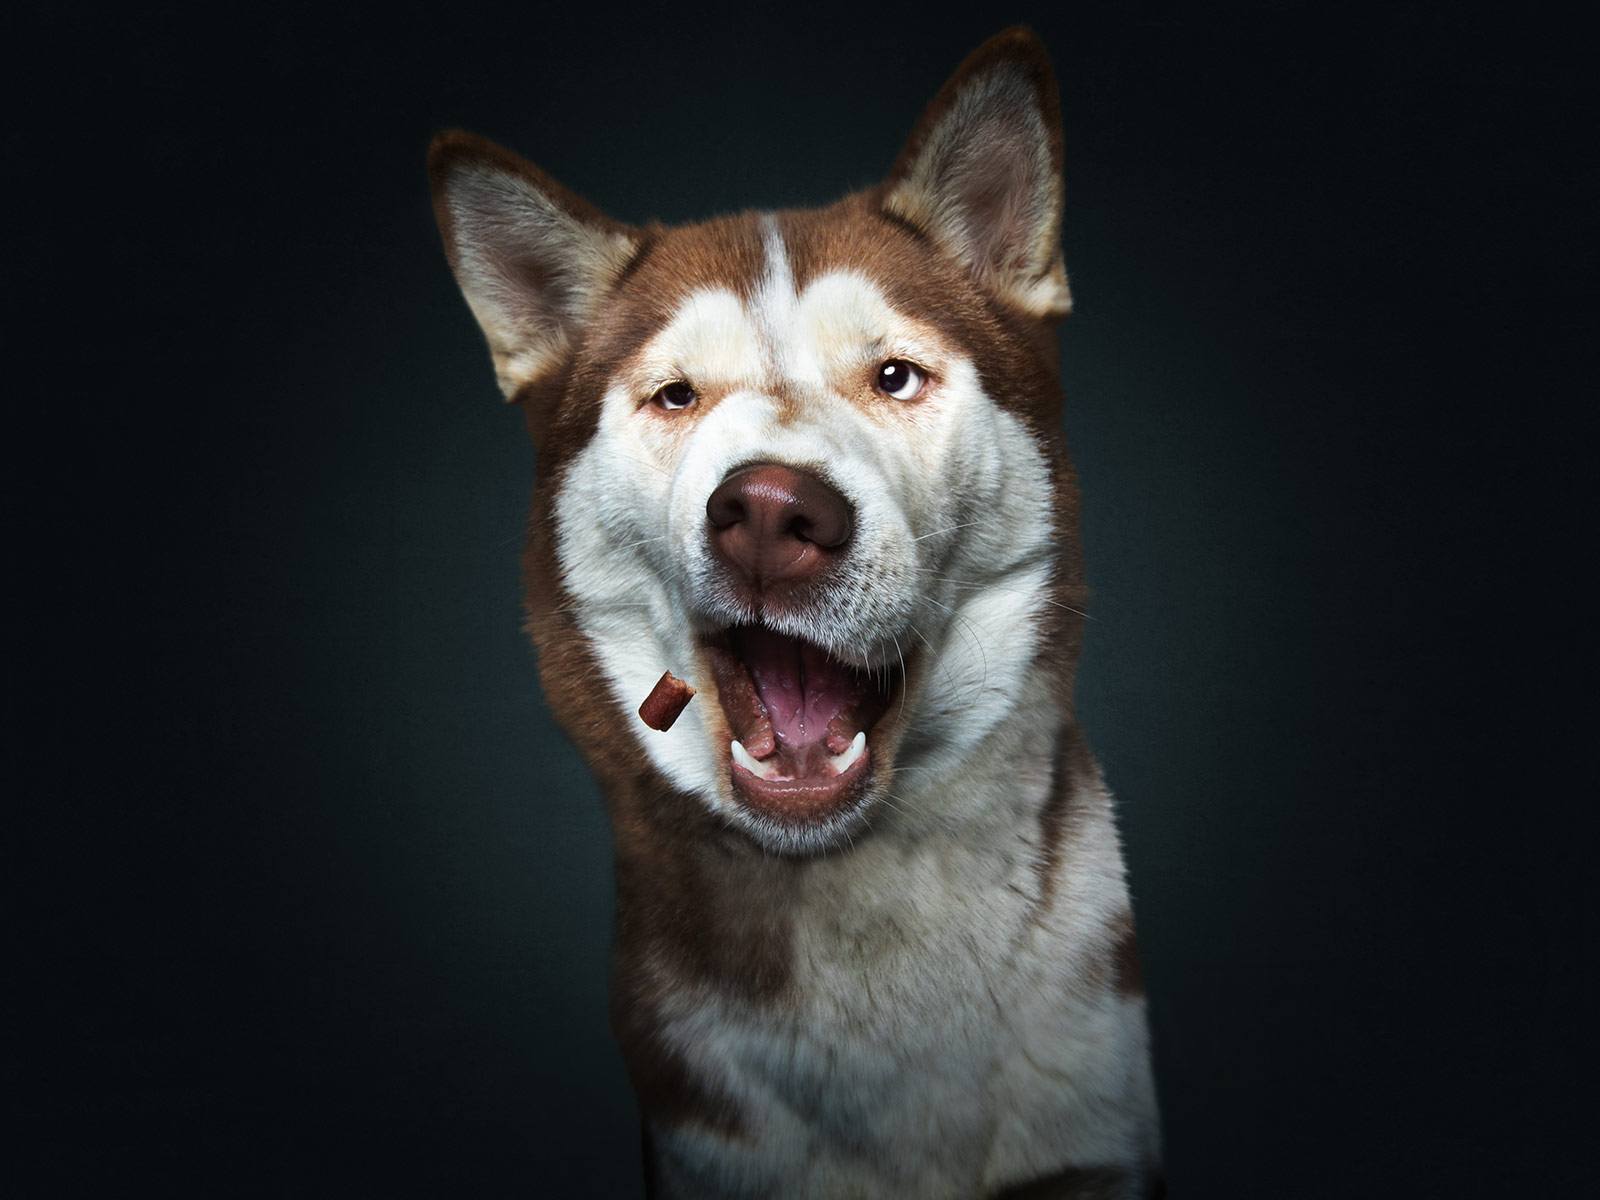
553,222,1057,835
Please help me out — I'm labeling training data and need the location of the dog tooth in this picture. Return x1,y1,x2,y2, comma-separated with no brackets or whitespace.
731,739,775,779
827,731,867,774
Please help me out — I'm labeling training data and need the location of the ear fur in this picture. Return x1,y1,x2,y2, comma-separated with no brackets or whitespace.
429,131,642,399
879,28,1071,320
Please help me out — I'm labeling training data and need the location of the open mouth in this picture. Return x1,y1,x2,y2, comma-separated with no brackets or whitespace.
702,626,900,825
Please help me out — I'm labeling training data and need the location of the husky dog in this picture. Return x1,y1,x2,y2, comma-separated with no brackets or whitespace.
429,27,1161,1198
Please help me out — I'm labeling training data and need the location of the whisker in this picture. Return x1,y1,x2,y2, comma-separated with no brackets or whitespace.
921,595,989,697
615,535,668,552
910,520,985,543
921,574,1095,621
598,451,674,478
889,630,907,719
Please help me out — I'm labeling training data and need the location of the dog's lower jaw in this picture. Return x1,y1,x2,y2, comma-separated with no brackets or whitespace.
729,743,869,821
621,666,1161,1200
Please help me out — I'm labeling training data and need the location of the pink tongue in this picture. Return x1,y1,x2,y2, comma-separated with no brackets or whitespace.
735,628,855,755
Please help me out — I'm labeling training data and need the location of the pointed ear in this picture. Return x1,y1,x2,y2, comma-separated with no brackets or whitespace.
429,130,643,399
878,28,1071,320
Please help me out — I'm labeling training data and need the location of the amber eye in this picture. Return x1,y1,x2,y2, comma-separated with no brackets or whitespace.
876,360,925,401
651,381,697,411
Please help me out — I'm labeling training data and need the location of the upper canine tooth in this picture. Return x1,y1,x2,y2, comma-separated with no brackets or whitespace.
828,731,867,774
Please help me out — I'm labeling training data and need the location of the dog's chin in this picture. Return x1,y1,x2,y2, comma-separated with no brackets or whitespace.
721,773,879,856
695,623,907,856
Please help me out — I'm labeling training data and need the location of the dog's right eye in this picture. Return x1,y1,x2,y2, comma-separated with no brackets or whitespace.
651,381,697,411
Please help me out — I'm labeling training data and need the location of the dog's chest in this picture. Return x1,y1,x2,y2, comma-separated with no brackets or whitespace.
647,777,1142,1196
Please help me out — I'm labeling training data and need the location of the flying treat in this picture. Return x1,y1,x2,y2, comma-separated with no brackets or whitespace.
638,670,696,731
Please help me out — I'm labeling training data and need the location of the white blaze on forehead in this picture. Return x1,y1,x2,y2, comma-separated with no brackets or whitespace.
752,215,799,370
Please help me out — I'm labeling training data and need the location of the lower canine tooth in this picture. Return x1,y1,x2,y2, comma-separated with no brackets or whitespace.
731,740,775,779
828,731,867,773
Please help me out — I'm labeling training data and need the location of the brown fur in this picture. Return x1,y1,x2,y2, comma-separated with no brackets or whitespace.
1033,721,1100,918
430,26,1156,1195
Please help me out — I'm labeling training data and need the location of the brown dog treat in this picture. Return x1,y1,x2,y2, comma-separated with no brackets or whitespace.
638,670,696,731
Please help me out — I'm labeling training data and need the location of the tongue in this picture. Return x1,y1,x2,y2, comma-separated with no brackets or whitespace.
738,627,856,750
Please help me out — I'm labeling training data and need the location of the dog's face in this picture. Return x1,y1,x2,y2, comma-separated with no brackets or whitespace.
432,30,1085,855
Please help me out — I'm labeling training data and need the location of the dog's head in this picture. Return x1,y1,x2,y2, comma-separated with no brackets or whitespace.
431,29,1086,855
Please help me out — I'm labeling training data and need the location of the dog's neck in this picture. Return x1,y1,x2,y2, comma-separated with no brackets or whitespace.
603,657,1138,1182
607,658,1080,984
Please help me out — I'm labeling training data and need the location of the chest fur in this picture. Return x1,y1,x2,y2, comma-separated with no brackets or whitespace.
635,757,1153,1198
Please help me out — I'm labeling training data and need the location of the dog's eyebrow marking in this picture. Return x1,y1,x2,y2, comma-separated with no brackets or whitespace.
640,288,761,388
796,273,899,375
624,284,768,396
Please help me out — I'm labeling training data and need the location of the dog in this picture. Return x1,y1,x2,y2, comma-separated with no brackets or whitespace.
429,27,1161,1198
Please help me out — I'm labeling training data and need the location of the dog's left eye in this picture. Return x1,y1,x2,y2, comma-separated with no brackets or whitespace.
876,360,925,401
651,381,697,411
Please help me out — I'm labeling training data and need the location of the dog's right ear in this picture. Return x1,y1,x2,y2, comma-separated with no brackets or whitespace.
429,131,642,402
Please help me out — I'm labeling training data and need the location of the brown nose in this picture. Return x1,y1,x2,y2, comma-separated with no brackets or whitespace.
706,463,853,588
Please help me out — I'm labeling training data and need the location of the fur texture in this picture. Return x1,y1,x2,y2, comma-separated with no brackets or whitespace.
430,28,1161,1198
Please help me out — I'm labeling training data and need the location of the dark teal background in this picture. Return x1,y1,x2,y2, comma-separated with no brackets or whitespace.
16,2,1589,1195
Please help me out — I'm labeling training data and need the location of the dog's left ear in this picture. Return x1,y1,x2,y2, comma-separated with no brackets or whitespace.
878,28,1070,320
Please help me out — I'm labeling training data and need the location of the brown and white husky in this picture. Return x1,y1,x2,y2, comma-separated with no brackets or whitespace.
429,27,1161,1199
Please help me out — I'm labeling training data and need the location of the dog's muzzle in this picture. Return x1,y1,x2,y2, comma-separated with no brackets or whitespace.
698,463,897,830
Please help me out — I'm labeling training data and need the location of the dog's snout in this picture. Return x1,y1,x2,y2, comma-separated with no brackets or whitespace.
706,463,852,588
